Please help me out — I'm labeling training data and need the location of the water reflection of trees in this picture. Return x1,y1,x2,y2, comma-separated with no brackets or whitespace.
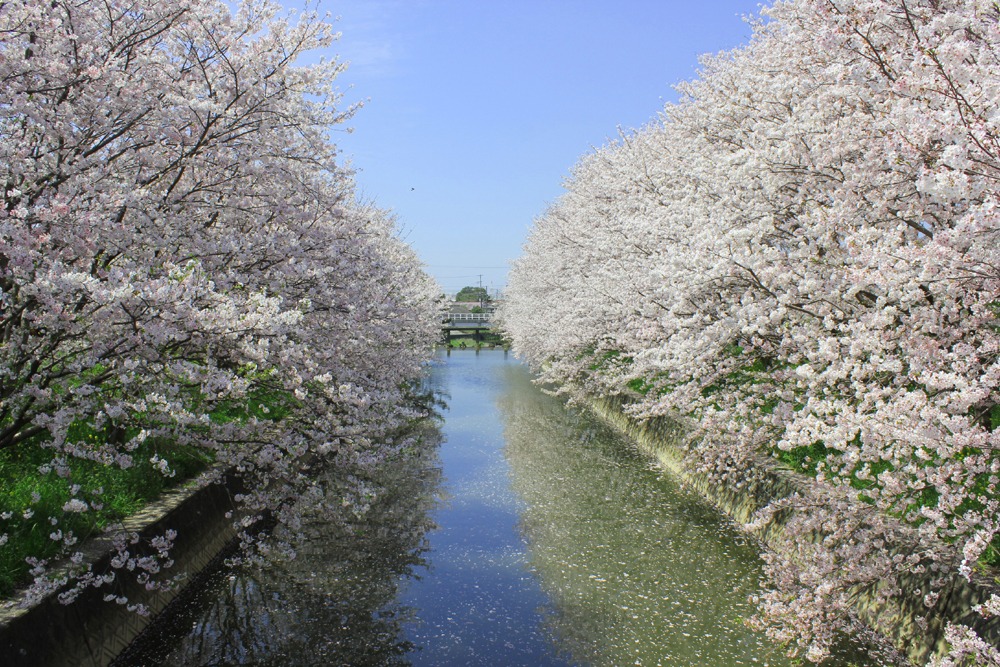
497,366,793,667
118,420,444,667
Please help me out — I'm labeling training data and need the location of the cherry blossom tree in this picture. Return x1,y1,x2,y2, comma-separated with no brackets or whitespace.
500,0,1000,663
1,0,439,607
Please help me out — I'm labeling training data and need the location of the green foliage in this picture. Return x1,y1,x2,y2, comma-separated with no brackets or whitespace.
776,441,829,476
981,537,1000,569
445,332,506,349
455,286,489,303
627,377,653,395
209,386,297,424
626,373,674,398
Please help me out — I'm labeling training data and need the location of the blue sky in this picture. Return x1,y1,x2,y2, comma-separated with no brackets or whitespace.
319,1,766,297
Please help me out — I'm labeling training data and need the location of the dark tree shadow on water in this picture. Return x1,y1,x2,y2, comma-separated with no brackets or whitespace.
115,413,445,667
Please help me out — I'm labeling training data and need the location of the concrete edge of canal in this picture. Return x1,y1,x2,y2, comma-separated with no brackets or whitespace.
584,393,1000,667
0,471,238,667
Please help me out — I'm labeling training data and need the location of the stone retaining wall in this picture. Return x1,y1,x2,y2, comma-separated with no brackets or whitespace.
0,474,237,667
586,393,1000,666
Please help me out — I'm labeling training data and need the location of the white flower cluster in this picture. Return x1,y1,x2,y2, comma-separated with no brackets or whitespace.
500,1,1000,663
0,0,440,611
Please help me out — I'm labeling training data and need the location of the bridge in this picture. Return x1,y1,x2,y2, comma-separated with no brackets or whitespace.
442,312,497,343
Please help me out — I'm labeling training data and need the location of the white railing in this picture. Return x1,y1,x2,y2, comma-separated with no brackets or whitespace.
445,312,491,322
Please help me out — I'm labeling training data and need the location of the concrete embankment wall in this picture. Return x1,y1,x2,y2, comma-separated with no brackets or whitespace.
0,475,237,667
585,393,1000,666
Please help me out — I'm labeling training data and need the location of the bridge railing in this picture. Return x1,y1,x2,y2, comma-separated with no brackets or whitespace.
445,312,492,323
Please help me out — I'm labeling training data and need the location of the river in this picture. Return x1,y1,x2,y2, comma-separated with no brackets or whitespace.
116,349,875,666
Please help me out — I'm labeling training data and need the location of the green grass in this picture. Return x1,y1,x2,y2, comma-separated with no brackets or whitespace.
0,380,303,599
444,333,506,348
209,385,297,424
774,440,829,476
0,434,213,597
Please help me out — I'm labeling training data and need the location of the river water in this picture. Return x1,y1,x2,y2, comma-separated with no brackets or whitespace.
118,349,873,666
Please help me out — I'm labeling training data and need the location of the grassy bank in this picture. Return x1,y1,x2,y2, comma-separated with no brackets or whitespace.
0,436,213,598
444,333,508,349
601,345,1000,572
